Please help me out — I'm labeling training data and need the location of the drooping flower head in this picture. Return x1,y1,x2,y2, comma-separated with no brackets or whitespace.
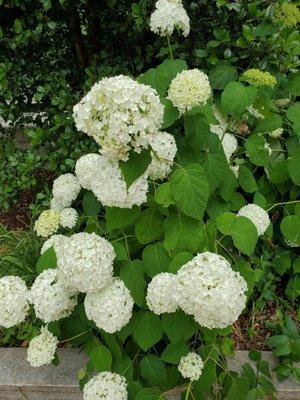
34,209,60,238
83,372,127,400
178,352,204,381
241,69,277,88
73,75,164,162
168,69,211,114
27,327,58,368
146,272,178,315
237,204,270,236
150,0,190,37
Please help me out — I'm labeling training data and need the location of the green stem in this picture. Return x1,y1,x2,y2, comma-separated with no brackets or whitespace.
59,329,90,344
184,381,192,400
267,200,300,212
166,33,174,61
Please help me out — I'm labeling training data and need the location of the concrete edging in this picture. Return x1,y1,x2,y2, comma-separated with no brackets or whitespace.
0,349,299,399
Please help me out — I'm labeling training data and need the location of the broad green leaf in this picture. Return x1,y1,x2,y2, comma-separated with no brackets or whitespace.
161,99,179,129
269,160,289,184
170,164,209,220
59,315,90,346
138,68,168,97
135,209,163,244
288,72,300,96
245,134,270,167
119,149,151,188
163,214,205,253
281,216,300,245
82,191,101,216
102,333,122,362
233,260,255,294
162,311,198,342
219,167,238,201
231,216,258,256
90,344,112,372
142,243,170,278
133,311,163,351
288,150,300,186
135,388,164,400
36,246,57,273
156,59,188,88
112,242,128,261
184,112,210,150
113,355,133,381
286,103,300,123
127,381,143,399
169,252,193,273
140,355,168,389
255,115,282,133
120,260,146,306
161,339,189,364
106,206,140,231
155,182,175,208
194,359,216,394
221,82,257,114
267,335,291,356
216,212,236,235
209,64,238,89
238,165,258,193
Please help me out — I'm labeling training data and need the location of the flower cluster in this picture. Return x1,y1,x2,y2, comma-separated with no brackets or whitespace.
150,0,190,37
168,69,211,113
241,69,277,88
73,75,164,162
84,279,134,333
34,209,61,238
148,132,177,180
59,208,78,228
178,352,204,381
0,276,29,328
274,2,300,27
83,372,127,400
268,128,283,139
210,123,238,162
30,268,77,323
238,204,270,236
51,174,81,210
56,232,115,293
27,327,58,368
41,234,67,255
146,272,178,315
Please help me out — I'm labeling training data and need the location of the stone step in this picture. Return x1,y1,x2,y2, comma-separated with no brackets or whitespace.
0,349,299,399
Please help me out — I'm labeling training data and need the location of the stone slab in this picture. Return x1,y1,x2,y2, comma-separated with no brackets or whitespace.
0,349,299,400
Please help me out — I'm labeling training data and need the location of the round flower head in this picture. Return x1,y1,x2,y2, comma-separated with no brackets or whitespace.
178,352,204,381
90,155,149,209
27,327,58,368
75,153,103,190
0,276,29,328
237,204,270,236
168,69,211,114
84,279,134,333
56,232,115,293
175,252,247,329
51,173,81,210
150,0,190,37
83,372,127,400
30,269,77,323
34,209,60,238
41,234,67,255
274,2,300,27
210,124,238,162
146,273,178,315
148,132,177,180
241,69,277,88
73,75,164,162
59,208,78,229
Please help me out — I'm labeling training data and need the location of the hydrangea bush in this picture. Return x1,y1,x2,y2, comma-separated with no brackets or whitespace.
1,1,300,398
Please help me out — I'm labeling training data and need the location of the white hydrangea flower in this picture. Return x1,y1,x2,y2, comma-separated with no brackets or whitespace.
246,106,264,119
230,164,239,178
85,279,133,333
178,352,204,381
41,234,67,255
210,124,238,161
30,269,77,323
0,276,29,328
90,155,149,209
83,372,127,400
175,252,247,329
73,75,164,162
264,142,272,155
150,0,190,37
75,153,103,190
146,273,178,315
237,204,270,236
147,132,177,180
59,208,78,229
168,69,211,114
27,327,58,368
34,209,60,238
268,128,283,138
51,173,81,210
56,232,115,293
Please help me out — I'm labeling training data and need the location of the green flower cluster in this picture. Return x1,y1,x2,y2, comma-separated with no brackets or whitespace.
274,2,300,27
241,69,277,88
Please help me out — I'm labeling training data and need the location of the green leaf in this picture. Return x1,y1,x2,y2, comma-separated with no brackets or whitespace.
216,212,236,235
161,99,179,129
140,355,168,389
138,69,168,97
133,311,163,351
120,260,146,306
184,112,210,150
163,214,205,253
106,206,140,231
286,103,300,123
288,150,300,186
112,242,128,261
161,339,189,364
119,149,151,188
155,182,175,208
82,191,101,216
267,335,291,356
221,82,257,114
36,247,57,273
90,344,112,372
238,165,258,193
245,135,270,167
288,72,300,96
156,59,188,89
269,160,289,184
231,216,258,256
113,355,134,381
255,115,282,133
135,388,164,400
233,260,255,294
142,243,170,278
194,359,216,394
170,164,209,220
135,209,163,244
281,216,300,245
209,64,238,90
169,252,193,273
162,311,197,342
